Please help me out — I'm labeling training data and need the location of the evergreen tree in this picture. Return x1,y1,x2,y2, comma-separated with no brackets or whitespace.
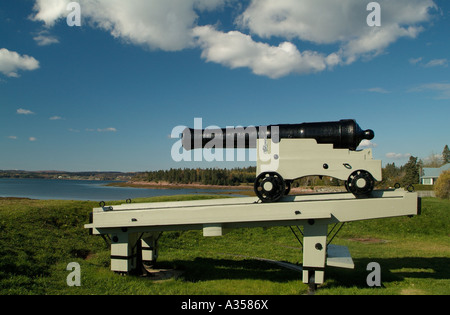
442,145,450,164
402,156,419,186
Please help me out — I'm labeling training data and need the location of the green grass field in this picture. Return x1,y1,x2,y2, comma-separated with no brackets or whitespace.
0,195,448,295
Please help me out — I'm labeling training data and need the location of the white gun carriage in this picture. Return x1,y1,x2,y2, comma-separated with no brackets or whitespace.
182,119,381,202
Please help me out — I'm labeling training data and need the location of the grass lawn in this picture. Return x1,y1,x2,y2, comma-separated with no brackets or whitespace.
0,195,448,295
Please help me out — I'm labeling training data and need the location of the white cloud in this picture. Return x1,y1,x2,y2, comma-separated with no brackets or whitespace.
193,25,336,78
98,127,117,132
33,31,60,46
7,136,18,140
362,87,390,94
409,57,423,65
31,0,71,27
49,116,63,120
86,127,118,132
409,57,448,68
83,0,202,51
424,58,448,68
30,0,438,78
238,0,436,64
17,108,35,115
410,83,450,100
0,48,40,78
29,137,37,142
386,152,411,160
31,0,226,51
358,140,378,149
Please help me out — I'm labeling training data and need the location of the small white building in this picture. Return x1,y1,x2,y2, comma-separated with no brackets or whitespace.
421,164,450,185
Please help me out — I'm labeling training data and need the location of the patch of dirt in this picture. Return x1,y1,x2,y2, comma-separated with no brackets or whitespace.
85,252,96,260
142,268,184,282
347,237,389,244
70,249,93,259
401,288,426,295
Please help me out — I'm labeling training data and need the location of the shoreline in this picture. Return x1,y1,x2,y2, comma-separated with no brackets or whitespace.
106,181,254,191
106,181,348,194
106,181,257,197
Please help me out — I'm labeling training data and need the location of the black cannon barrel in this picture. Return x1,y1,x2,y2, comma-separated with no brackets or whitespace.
182,119,374,151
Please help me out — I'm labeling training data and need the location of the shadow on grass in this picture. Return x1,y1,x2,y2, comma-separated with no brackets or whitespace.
157,256,449,288
158,257,302,283
325,257,450,289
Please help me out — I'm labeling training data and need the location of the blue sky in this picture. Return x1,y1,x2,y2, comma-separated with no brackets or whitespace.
0,0,449,172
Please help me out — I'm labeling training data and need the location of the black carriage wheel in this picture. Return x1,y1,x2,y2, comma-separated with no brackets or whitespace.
346,170,375,197
254,172,286,203
285,180,292,195
344,180,350,193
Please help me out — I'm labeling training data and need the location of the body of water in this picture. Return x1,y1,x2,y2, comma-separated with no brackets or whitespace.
0,178,239,201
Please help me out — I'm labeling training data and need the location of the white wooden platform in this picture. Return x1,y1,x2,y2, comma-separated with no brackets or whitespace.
84,189,419,286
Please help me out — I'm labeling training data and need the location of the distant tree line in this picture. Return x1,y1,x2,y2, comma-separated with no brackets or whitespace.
139,167,257,186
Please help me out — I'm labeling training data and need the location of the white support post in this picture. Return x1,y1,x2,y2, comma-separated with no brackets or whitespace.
302,221,328,286
110,231,139,274
141,232,159,267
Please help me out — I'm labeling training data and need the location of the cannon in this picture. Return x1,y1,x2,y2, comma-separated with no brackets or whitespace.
182,119,374,151
182,119,382,202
